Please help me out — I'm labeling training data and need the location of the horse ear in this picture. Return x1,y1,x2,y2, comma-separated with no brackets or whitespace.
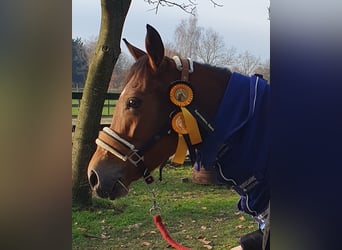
145,24,164,71
123,38,146,61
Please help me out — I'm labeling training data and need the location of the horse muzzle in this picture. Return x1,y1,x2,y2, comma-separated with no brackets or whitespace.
87,166,129,200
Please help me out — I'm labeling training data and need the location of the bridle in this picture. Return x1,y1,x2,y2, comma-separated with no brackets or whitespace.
95,56,206,185
96,127,145,165
96,119,173,184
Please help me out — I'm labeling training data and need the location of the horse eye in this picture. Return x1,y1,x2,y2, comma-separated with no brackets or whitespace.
126,97,142,109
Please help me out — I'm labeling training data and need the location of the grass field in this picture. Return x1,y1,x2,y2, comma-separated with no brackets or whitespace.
72,166,257,249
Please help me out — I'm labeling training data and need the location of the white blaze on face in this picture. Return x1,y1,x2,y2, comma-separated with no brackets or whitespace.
120,86,127,97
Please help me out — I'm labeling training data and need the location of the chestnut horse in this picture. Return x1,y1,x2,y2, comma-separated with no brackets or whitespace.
87,24,270,250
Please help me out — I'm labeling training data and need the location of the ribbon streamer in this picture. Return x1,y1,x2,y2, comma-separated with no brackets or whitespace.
181,107,202,145
172,134,188,164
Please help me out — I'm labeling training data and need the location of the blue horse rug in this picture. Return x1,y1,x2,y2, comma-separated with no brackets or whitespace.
196,72,270,225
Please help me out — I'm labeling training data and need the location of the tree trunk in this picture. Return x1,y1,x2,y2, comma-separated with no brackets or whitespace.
72,0,132,205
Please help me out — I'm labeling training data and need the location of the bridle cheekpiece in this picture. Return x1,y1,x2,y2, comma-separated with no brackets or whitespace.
96,127,155,184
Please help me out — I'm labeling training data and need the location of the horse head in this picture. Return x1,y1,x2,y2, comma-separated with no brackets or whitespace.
87,24,230,199
87,25,181,199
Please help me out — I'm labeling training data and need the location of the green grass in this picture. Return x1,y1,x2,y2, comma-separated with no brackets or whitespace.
72,166,257,249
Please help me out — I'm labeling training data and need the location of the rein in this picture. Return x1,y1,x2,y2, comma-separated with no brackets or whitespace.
153,214,191,250
149,186,191,250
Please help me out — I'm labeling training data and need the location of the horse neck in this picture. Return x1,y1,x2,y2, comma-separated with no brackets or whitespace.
190,62,231,121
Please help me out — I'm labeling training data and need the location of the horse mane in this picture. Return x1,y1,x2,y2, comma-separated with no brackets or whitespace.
120,55,232,91
194,61,232,76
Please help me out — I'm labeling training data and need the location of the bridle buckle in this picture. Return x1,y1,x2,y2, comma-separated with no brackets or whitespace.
128,150,144,166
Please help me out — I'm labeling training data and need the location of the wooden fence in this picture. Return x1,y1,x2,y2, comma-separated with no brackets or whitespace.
72,92,120,131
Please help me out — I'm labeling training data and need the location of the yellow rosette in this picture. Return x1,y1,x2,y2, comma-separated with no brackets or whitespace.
171,112,188,164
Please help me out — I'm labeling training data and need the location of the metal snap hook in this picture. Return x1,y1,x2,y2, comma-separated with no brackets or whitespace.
149,204,162,216
149,188,161,216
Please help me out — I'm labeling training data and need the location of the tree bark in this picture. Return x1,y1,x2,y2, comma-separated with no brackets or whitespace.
72,0,132,205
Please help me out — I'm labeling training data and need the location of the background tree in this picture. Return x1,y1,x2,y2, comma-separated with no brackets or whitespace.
254,58,270,82
72,38,88,90
83,36,98,64
221,46,237,68
173,16,202,60
233,50,261,76
82,39,133,91
164,41,181,58
197,28,227,66
172,16,239,69
72,0,132,205
109,52,133,91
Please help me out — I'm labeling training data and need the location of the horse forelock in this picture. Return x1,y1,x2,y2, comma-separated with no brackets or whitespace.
123,56,149,90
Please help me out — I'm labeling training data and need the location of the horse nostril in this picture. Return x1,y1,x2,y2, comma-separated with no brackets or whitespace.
89,170,99,189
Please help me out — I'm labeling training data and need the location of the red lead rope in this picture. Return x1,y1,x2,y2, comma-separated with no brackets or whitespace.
153,214,191,250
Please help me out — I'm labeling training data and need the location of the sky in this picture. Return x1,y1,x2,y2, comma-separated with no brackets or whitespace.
72,0,270,60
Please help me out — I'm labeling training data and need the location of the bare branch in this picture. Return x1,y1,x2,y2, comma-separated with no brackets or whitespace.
209,0,223,8
144,0,223,15
144,0,197,15
235,50,261,76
